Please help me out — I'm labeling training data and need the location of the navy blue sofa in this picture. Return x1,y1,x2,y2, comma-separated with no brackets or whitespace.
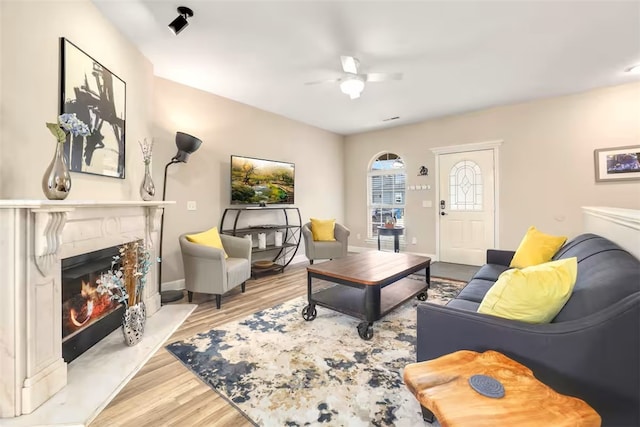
416,233,640,426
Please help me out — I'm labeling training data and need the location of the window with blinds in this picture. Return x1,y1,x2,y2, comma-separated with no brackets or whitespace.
368,153,406,238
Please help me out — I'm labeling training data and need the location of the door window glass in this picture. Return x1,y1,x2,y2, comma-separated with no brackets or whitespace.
449,160,482,211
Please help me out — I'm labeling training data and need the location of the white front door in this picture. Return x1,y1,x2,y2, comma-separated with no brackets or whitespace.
438,149,495,265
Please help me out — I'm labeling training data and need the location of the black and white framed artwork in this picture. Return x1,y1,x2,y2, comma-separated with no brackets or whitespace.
60,38,126,178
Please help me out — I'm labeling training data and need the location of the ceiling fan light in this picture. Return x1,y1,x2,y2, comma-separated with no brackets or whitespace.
340,77,365,97
625,64,640,74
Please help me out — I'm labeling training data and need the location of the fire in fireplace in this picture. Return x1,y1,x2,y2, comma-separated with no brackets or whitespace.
61,245,125,362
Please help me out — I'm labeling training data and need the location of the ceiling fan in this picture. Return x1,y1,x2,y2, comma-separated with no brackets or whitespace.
305,56,403,99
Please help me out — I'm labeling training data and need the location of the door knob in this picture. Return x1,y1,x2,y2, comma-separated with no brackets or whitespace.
440,212,448,216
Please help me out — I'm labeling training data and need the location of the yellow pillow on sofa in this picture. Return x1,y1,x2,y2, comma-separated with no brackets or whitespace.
186,227,228,259
509,226,567,268
310,218,336,241
478,257,577,323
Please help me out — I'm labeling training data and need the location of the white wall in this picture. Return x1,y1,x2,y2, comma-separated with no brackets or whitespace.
345,83,640,255
0,0,154,200
153,77,345,283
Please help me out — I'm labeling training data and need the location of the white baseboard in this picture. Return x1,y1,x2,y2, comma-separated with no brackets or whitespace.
347,245,376,253
288,253,309,266
164,255,310,290
348,245,436,260
162,279,185,291
161,250,436,289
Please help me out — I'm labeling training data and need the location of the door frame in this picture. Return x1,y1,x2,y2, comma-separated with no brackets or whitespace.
430,140,503,262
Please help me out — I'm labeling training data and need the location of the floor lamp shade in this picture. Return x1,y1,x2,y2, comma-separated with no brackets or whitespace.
159,131,202,304
173,132,202,163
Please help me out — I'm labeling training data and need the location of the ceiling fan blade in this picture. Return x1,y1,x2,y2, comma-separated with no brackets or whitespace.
364,72,403,82
340,56,359,74
304,78,341,85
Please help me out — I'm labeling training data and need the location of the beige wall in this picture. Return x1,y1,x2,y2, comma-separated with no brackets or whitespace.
345,83,640,256
2,0,636,278
0,0,154,200
0,1,345,286
153,77,344,283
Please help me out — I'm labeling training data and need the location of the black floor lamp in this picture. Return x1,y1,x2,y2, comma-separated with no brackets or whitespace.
159,131,202,304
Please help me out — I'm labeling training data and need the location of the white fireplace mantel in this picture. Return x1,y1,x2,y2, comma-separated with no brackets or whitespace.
0,200,175,419
582,206,640,259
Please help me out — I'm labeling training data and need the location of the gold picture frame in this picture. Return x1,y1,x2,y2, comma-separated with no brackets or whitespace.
594,145,640,182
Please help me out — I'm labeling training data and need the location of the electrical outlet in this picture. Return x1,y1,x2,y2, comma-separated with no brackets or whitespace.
357,233,361,240
411,237,417,245
187,201,197,211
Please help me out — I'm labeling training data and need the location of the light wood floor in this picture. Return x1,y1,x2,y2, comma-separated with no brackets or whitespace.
91,264,312,427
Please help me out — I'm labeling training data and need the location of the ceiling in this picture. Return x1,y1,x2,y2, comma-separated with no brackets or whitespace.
92,1,640,136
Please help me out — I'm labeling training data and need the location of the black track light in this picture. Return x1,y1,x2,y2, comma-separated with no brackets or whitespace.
168,6,194,35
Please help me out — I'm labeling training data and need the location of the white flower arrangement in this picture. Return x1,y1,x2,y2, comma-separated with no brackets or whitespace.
46,113,91,143
139,138,154,164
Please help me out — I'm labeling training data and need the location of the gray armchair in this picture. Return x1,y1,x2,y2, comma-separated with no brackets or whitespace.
302,222,350,264
179,232,252,309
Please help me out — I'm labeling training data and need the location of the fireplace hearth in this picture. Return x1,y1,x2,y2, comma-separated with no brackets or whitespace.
61,245,125,362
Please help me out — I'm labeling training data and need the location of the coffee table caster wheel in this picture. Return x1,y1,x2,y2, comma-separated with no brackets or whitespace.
302,305,317,321
357,322,374,340
417,291,428,301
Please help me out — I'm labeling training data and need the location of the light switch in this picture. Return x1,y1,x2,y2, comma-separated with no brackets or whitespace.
187,201,197,211
423,200,432,208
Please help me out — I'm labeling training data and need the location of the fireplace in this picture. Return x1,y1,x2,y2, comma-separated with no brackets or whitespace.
61,245,125,363
0,200,169,419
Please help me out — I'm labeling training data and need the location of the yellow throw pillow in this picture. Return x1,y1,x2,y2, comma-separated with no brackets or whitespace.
310,218,336,241
509,226,567,268
478,257,578,323
186,227,228,259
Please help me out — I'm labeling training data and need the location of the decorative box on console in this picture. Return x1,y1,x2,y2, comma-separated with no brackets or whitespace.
0,200,171,419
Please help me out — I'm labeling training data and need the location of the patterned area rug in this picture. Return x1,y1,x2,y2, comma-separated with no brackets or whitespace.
166,277,465,426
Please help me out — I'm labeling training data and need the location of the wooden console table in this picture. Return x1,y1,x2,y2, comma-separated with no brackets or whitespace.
403,350,601,427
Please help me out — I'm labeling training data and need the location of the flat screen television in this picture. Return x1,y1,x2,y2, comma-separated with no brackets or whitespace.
230,155,295,205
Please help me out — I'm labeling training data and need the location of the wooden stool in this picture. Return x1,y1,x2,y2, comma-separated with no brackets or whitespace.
403,350,601,427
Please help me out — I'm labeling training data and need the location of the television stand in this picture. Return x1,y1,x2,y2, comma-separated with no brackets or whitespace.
220,206,302,278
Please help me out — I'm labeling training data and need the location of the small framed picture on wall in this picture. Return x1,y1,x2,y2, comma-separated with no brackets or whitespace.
594,145,640,182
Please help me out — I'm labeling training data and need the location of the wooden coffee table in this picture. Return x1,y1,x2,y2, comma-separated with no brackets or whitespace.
403,350,601,427
303,251,430,340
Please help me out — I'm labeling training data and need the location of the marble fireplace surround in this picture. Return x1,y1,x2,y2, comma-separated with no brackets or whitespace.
0,201,195,426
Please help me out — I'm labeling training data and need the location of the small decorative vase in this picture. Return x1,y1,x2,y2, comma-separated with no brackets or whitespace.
42,140,71,200
139,161,155,201
122,301,146,346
